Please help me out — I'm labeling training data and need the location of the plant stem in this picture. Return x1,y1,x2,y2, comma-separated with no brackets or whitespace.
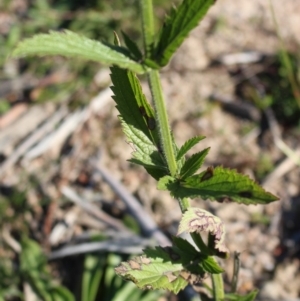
148,70,177,176
212,273,225,301
179,204,224,300
191,225,225,300
139,0,177,176
178,198,190,213
139,0,155,57
231,251,240,293
139,1,224,299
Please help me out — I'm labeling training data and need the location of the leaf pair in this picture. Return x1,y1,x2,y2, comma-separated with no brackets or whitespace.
110,65,278,206
158,166,278,205
115,235,223,294
177,136,209,179
11,0,217,71
115,207,229,293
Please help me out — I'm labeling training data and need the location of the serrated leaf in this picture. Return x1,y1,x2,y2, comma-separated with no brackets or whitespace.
225,290,258,301
121,118,167,175
122,31,143,61
153,0,215,66
12,30,146,74
115,246,206,294
130,159,167,181
179,147,210,179
176,136,206,161
174,167,279,205
157,175,177,191
172,236,199,259
172,237,223,274
110,67,168,179
178,207,228,255
170,132,185,172
110,66,160,146
200,256,224,274
115,252,188,293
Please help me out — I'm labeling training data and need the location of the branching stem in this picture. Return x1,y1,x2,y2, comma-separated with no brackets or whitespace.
140,1,224,299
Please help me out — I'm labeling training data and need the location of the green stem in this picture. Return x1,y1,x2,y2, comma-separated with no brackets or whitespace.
139,0,177,176
212,273,225,301
148,70,177,176
139,1,224,299
178,198,190,213
139,0,155,57
179,201,224,300
231,251,240,293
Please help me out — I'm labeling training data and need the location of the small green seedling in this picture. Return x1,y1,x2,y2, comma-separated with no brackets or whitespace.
11,0,278,300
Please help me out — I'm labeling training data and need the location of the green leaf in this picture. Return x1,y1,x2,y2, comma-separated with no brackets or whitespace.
172,237,224,274
178,207,228,256
115,244,205,294
225,290,258,301
121,31,143,61
174,167,279,205
11,30,147,74
110,66,160,146
129,158,167,180
200,256,224,274
179,147,210,179
176,136,206,161
115,252,188,293
172,236,199,259
153,0,215,66
115,240,223,294
110,66,168,179
121,117,167,179
157,175,177,191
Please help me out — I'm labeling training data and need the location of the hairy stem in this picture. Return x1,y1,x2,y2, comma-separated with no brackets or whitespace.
139,1,224,299
148,70,177,176
140,0,177,176
139,0,155,57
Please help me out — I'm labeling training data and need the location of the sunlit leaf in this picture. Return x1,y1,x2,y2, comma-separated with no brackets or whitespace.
176,136,206,161
179,147,210,179
153,0,215,66
157,175,177,191
115,243,213,294
110,67,168,179
175,167,279,205
12,30,147,73
115,250,189,293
